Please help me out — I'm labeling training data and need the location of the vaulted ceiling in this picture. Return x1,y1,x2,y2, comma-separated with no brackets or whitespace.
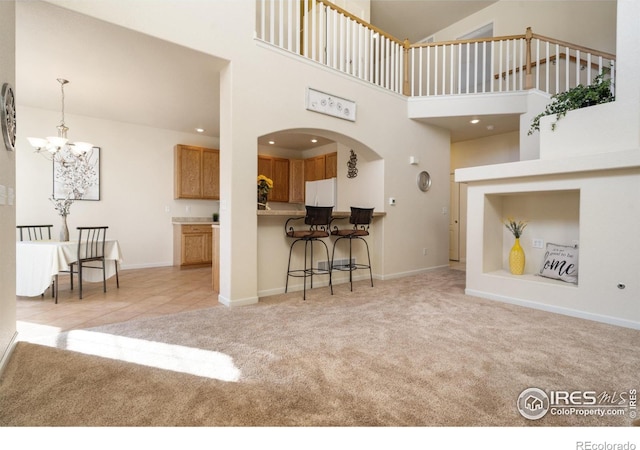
370,0,497,42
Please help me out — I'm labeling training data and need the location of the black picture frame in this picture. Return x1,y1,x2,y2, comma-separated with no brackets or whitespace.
53,146,101,201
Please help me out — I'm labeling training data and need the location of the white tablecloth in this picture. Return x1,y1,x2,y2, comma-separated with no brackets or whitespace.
16,240,123,297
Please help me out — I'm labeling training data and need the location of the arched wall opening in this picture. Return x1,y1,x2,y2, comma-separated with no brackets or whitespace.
256,128,385,212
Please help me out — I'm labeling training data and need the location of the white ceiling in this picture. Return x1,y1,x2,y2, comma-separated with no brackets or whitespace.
17,1,511,150
17,2,227,138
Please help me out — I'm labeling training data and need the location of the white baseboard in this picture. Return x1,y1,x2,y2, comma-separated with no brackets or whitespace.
257,265,451,298
466,288,640,330
217,294,259,307
0,332,18,379
379,264,450,281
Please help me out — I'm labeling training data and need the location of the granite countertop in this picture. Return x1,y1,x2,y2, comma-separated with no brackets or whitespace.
172,216,217,225
257,210,385,218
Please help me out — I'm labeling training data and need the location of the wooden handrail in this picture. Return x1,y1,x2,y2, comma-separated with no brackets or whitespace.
317,0,405,45
409,34,526,49
494,52,615,80
531,32,616,60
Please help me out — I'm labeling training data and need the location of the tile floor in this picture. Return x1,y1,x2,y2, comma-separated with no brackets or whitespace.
16,266,218,341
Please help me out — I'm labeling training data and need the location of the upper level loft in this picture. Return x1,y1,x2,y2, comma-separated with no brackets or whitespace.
255,0,616,143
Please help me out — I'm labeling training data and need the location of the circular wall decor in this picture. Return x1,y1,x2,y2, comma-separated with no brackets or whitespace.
1,83,16,152
417,170,432,192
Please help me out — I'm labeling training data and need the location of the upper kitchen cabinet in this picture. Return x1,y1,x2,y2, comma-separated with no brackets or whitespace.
258,155,289,202
289,159,305,203
257,151,337,204
175,144,220,200
325,152,337,179
305,152,337,182
304,154,325,182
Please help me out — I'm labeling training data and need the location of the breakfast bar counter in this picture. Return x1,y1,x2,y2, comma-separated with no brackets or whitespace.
257,210,386,218
256,208,385,296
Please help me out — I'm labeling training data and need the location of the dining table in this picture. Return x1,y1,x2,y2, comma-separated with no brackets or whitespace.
16,239,123,299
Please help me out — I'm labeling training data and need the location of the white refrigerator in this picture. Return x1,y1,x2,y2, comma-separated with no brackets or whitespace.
305,178,336,207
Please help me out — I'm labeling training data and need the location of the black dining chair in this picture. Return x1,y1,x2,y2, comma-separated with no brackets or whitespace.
69,226,119,299
16,225,53,241
17,224,55,299
285,206,334,300
330,207,374,291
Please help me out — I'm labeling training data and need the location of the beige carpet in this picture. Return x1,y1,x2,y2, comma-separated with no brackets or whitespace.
1,268,639,426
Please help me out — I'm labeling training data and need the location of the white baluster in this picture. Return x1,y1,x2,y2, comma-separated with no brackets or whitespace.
443,44,447,94
482,41,487,93
456,43,461,94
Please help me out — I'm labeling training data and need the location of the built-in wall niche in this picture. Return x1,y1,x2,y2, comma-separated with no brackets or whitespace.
483,190,580,283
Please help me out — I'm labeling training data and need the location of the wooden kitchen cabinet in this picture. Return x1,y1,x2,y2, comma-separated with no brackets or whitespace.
175,145,220,199
173,224,213,268
257,155,290,202
289,159,305,203
325,152,337,178
304,154,326,182
304,152,337,182
257,151,337,204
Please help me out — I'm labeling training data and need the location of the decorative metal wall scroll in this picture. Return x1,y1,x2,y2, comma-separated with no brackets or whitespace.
347,149,358,178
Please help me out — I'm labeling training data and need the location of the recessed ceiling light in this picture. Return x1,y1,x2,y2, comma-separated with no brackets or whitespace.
470,119,480,124
311,139,318,143
268,140,275,145
195,128,205,133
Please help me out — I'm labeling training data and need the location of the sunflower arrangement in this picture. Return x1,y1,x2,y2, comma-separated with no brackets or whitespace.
257,175,273,197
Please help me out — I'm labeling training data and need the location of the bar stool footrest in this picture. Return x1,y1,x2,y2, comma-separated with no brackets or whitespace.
287,268,332,277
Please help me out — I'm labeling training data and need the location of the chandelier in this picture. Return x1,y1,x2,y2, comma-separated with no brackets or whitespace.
27,78,93,156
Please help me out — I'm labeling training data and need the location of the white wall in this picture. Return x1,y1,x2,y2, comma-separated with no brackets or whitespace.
462,166,640,329
451,131,519,262
0,0,16,372
17,107,219,269
451,131,519,170
538,0,640,158
432,1,616,54
456,0,640,329
38,0,451,304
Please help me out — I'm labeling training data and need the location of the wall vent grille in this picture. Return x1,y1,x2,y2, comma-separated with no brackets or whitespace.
318,258,355,271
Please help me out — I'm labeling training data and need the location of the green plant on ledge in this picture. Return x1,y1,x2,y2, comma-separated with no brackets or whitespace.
528,71,615,135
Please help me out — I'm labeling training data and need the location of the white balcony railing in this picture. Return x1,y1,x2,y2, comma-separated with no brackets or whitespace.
256,0,406,94
256,0,616,98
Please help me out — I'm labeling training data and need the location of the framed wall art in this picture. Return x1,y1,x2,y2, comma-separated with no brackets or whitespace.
53,146,101,201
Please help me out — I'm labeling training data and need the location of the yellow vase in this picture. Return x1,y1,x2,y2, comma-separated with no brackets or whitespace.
509,238,525,275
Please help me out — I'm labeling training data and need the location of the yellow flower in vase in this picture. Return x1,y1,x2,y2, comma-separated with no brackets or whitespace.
257,175,273,210
504,217,527,275
257,174,273,196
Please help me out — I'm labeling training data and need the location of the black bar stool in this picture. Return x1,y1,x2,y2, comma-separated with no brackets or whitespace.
330,207,374,291
285,206,334,300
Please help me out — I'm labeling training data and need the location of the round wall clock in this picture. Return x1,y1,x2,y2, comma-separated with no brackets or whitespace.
417,170,432,192
1,83,16,152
